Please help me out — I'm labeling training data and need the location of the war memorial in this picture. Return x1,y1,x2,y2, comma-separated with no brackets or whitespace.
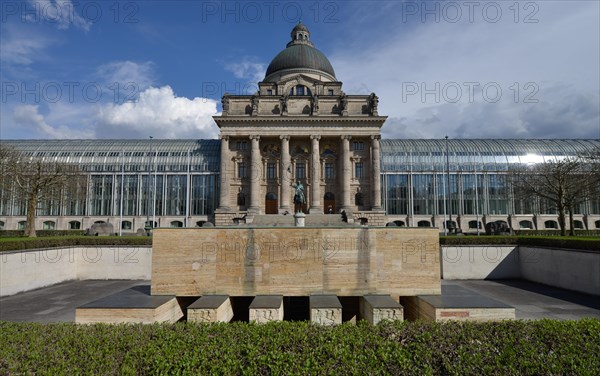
71,24,522,324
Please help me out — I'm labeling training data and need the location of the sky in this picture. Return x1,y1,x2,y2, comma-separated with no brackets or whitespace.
1,0,599,140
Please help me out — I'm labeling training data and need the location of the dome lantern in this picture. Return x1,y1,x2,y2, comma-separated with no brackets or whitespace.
263,22,336,82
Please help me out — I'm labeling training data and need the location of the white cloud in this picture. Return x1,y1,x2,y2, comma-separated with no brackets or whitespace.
97,86,219,139
225,58,266,84
27,0,92,31
12,104,94,139
0,24,51,66
5,87,219,140
95,61,156,93
330,1,600,139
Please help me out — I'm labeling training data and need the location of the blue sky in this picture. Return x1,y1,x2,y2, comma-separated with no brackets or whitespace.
1,0,599,140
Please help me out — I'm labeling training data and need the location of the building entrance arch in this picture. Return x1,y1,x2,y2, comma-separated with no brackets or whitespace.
324,192,335,214
265,192,278,214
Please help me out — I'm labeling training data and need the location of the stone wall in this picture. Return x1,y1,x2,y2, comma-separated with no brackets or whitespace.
152,227,441,297
0,247,152,297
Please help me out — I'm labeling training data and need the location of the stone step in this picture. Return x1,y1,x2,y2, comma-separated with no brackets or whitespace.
360,295,404,324
187,295,233,323
249,213,347,227
249,295,284,323
309,294,342,325
75,285,183,324
401,285,515,321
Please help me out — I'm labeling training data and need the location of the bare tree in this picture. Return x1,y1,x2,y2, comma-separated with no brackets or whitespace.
510,151,600,236
0,146,85,237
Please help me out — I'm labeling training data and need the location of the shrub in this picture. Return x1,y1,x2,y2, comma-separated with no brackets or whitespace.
0,236,151,252
0,320,598,375
440,236,600,251
0,230,85,238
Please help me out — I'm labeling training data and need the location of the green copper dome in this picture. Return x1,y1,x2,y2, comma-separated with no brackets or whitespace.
264,23,336,81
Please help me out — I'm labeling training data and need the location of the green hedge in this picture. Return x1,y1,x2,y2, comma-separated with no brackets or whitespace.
440,236,600,251
0,230,86,238
0,236,151,252
0,320,598,375
513,229,600,237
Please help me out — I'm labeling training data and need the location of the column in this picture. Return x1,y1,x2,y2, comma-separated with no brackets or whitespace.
310,135,321,212
218,135,230,209
341,135,352,210
280,136,291,212
371,135,382,210
249,135,261,212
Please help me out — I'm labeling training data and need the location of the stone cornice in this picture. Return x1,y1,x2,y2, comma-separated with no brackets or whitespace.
214,115,387,128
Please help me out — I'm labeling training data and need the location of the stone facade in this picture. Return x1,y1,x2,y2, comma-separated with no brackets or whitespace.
151,227,441,297
214,24,387,226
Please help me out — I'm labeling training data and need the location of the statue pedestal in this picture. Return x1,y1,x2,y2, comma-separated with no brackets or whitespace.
294,212,305,227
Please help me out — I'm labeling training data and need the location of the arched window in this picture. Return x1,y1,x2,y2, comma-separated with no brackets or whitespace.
17,221,26,230
544,220,559,229
196,221,206,227
144,221,158,229
94,220,106,224
519,220,534,229
358,217,368,225
417,220,431,227
394,220,405,227
266,192,277,200
469,220,482,229
170,221,183,228
69,221,81,230
573,220,584,229
43,221,56,230
121,221,132,230
595,220,600,229
445,220,457,230
0,221,4,230
324,192,335,200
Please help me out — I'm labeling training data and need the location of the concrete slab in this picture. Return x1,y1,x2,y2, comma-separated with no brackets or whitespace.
0,280,147,323
75,285,183,324
401,285,515,322
249,295,283,323
1,279,598,323
445,280,600,320
309,295,342,325
188,295,233,323
360,295,403,324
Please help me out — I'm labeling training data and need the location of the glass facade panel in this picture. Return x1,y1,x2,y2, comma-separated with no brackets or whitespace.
114,175,138,216
462,174,483,215
166,175,187,216
386,175,409,215
191,175,217,215
412,175,434,215
487,174,508,215
90,175,113,216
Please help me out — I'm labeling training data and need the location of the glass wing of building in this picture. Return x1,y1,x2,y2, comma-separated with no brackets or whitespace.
380,139,600,230
1,138,599,231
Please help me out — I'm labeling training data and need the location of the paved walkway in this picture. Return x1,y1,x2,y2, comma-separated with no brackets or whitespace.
0,280,147,323
0,279,598,323
445,280,600,320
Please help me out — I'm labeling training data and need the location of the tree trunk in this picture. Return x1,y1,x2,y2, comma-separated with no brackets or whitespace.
568,208,575,237
25,193,37,237
557,205,566,237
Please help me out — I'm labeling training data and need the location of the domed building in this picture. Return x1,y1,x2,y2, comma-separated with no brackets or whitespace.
1,24,599,233
214,22,387,225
